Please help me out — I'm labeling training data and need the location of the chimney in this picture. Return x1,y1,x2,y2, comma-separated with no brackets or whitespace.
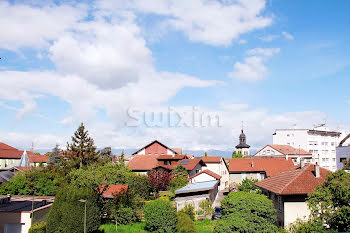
300,159,305,168
315,163,320,178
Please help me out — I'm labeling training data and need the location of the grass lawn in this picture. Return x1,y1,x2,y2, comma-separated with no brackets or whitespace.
99,219,216,233
195,219,216,233
99,222,148,233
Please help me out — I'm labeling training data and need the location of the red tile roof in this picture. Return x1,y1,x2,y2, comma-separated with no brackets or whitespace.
132,140,178,155
201,156,222,163
0,142,17,150
255,164,331,195
189,169,222,180
174,159,205,171
256,144,311,156
127,155,158,171
99,184,128,198
27,154,48,163
157,154,186,160
229,158,295,177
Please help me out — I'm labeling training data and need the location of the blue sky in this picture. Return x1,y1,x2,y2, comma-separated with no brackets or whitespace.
0,0,349,152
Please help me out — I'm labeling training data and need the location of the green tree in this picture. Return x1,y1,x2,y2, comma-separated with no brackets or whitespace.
144,199,177,233
0,169,64,196
232,151,243,158
307,169,350,232
28,222,46,233
98,147,113,164
46,184,101,233
179,204,195,221
288,218,329,233
169,175,188,192
177,212,197,233
204,152,208,157
48,144,61,165
238,178,261,193
171,165,188,177
215,191,278,233
199,199,214,218
66,123,98,168
119,150,125,166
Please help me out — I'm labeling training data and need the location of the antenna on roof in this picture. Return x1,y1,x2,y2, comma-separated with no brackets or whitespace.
31,142,34,153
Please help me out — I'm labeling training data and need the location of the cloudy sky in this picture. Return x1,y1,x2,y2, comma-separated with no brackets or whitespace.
1,0,350,152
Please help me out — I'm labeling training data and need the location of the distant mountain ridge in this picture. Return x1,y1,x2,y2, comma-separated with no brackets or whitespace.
35,148,257,158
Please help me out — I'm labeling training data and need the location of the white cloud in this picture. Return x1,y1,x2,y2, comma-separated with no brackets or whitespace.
247,47,280,56
228,56,267,82
229,47,280,82
50,19,153,88
0,2,86,50
96,0,273,46
282,31,294,40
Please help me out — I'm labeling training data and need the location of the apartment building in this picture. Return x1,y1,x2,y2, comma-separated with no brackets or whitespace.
272,125,347,171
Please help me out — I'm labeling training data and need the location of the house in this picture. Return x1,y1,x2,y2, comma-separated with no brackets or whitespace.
0,195,54,233
127,154,206,177
132,140,180,156
272,125,349,171
174,180,219,212
254,144,312,165
201,156,229,190
255,163,331,227
127,155,158,175
0,143,47,169
228,158,295,184
99,185,128,199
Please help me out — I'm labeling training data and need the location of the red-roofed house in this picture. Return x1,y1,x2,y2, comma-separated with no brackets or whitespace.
132,140,179,156
255,163,331,227
189,169,221,183
254,144,312,165
228,158,295,184
99,185,128,199
201,156,229,190
127,154,206,177
0,142,47,169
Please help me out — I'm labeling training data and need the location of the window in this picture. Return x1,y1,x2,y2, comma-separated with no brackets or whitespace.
287,134,290,137
196,170,200,174
169,161,172,165
278,196,283,212
314,150,318,153
332,158,336,162
309,150,313,153
322,158,326,162
164,161,168,165
331,142,335,146
340,158,347,163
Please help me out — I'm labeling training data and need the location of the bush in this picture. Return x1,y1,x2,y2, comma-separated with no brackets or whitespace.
29,222,46,233
179,204,195,221
215,192,278,233
238,178,261,193
169,175,188,192
199,199,214,217
288,218,329,233
114,207,140,225
144,199,177,233
46,184,101,233
177,212,197,233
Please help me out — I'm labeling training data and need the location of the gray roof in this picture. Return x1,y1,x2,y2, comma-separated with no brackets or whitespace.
0,170,14,184
174,180,219,194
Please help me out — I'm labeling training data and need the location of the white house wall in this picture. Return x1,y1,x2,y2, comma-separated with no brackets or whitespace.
284,201,310,227
202,160,229,190
190,173,216,183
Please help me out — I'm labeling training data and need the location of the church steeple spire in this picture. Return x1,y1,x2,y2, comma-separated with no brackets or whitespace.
235,123,250,156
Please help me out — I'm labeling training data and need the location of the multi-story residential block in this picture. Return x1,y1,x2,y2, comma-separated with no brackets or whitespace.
272,125,348,171
335,133,350,170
